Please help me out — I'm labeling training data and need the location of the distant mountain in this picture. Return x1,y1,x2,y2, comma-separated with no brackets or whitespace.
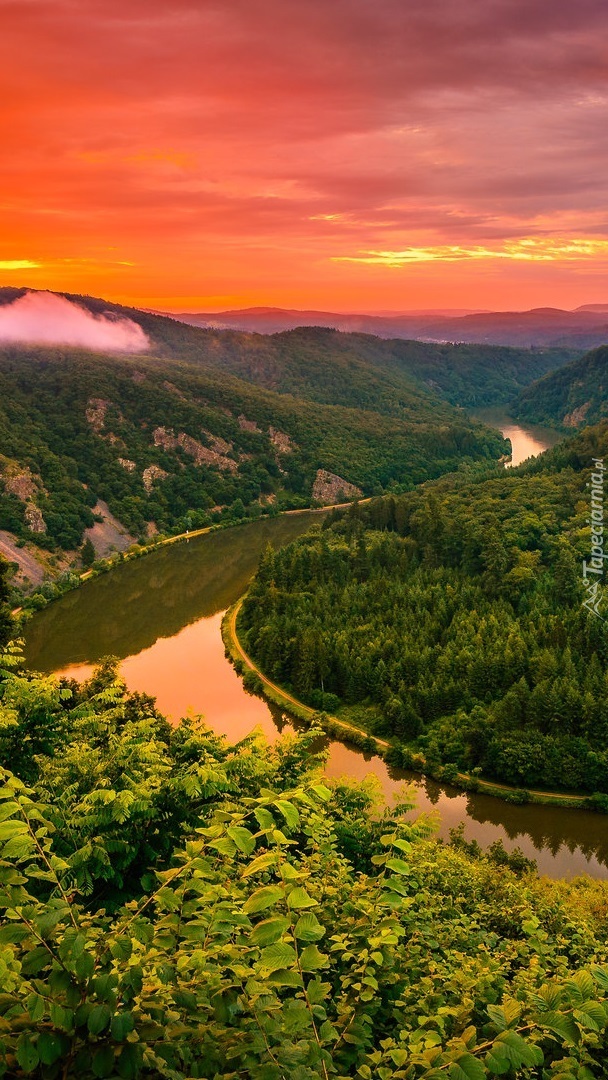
514,344,608,429
428,308,608,350
0,287,579,410
173,306,485,337
171,303,608,350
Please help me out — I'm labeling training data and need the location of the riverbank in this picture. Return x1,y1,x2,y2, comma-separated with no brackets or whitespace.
223,595,592,811
12,500,366,620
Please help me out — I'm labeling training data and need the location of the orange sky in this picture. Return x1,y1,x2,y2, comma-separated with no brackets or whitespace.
1,0,607,312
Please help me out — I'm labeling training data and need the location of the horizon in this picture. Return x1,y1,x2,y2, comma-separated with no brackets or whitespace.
3,286,608,319
2,2,608,311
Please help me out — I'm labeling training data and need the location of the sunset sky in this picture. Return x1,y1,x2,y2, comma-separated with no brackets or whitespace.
1,0,607,311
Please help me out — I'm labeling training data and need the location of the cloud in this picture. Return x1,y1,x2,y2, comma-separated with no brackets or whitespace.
2,0,608,308
0,261,40,271
336,238,608,266
0,292,149,352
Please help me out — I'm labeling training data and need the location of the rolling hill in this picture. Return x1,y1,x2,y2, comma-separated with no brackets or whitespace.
0,330,506,589
0,286,589,591
0,288,580,410
173,302,608,350
514,344,608,429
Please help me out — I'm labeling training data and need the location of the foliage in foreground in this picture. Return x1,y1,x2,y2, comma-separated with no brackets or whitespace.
1,655,608,1077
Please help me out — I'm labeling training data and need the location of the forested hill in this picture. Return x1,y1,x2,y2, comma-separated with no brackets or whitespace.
0,346,505,562
514,343,608,430
160,324,579,412
241,419,608,797
0,287,579,410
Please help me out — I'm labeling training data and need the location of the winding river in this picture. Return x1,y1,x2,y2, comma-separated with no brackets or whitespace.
24,419,608,880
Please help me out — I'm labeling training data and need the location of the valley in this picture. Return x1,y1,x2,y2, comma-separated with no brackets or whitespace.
5,4,608,1074
23,416,608,880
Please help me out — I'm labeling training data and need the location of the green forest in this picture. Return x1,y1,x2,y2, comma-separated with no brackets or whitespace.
0,290,588,564
0,346,505,553
162,324,578,412
515,345,608,430
240,421,608,797
0,289,579,412
2,571,608,1078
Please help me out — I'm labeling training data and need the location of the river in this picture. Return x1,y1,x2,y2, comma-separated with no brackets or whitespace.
471,407,563,466
24,420,608,880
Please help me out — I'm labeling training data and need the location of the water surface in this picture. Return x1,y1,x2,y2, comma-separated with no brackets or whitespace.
25,494,608,879
472,408,563,466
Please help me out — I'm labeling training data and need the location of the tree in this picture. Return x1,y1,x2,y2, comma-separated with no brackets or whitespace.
81,537,96,569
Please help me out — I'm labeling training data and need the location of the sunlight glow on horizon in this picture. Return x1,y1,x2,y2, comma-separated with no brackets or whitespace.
1,1,607,310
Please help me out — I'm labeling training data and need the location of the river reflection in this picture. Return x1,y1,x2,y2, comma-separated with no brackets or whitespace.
25,505,608,879
470,408,563,466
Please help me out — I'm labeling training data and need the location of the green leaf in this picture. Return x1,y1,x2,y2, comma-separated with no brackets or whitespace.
110,1012,135,1042
591,965,608,991
267,968,302,987
241,851,278,878
574,1001,606,1032
0,818,28,840
274,800,300,829
174,990,198,1011
110,936,133,962
254,807,276,830
88,1003,112,1035
493,1030,544,1067
485,1044,511,1076
26,992,45,1022
311,783,331,802
49,1003,74,1032
449,1054,486,1080
0,924,30,944
535,1010,580,1046
280,861,300,881
16,1034,39,1074
243,885,284,914
259,941,297,973
294,912,325,942
92,1045,116,1078
227,825,256,855
299,944,328,971
117,1042,140,1080
0,801,20,822
568,970,595,999
385,857,410,876
487,1000,520,1031
287,886,317,909
307,979,330,1004
250,916,291,946
392,838,412,854
209,837,236,856
2,835,34,859
37,1032,63,1067
21,945,51,976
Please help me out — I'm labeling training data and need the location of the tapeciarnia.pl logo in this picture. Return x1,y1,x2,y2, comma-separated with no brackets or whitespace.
582,457,606,619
